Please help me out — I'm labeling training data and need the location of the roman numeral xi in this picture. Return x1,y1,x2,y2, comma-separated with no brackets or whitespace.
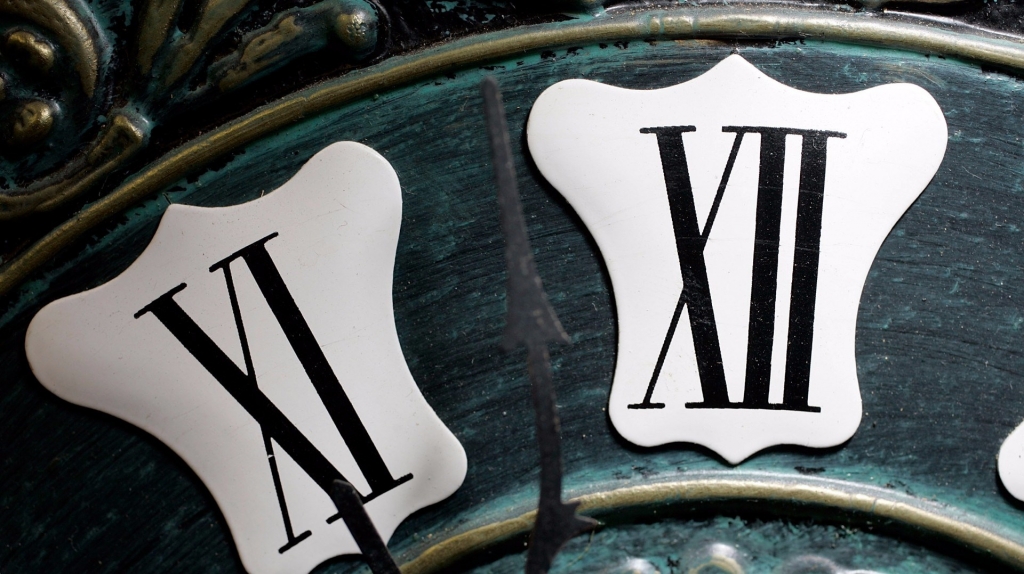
136,233,411,553
628,126,845,412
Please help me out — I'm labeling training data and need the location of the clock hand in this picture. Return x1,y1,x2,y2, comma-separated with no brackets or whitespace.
329,480,401,574
482,76,598,574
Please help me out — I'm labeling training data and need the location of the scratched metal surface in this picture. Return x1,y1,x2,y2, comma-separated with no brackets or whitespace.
3,40,1024,572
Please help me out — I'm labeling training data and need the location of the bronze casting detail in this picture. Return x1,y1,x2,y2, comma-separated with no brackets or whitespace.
0,0,383,221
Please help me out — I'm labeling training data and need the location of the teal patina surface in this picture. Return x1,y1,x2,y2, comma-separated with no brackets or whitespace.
3,39,1024,572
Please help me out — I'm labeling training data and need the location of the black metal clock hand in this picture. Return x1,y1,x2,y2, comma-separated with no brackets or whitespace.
329,480,401,574
482,76,598,574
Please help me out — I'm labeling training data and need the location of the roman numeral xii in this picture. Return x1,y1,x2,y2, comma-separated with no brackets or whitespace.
629,126,845,412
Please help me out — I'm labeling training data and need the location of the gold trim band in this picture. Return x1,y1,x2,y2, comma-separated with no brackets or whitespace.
398,477,1024,573
4,6,1024,300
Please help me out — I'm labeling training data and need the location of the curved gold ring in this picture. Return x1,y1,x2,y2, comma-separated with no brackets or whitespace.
4,5,1024,300
398,476,1024,573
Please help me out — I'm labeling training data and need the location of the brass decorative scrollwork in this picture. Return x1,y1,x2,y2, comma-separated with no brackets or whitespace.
0,0,99,96
0,0,384,220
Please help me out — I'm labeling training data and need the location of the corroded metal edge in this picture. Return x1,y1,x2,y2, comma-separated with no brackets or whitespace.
398,476,1024,573
4,5,1024,299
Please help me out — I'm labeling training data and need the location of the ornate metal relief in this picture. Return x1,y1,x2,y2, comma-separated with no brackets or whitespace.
0,0,391,221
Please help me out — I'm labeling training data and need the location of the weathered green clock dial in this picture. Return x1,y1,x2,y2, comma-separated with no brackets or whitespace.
5,2,1024,573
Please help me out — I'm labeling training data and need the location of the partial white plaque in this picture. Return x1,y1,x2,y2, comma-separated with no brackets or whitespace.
527,55,947,464
999,424,1024,501
25,142,467,574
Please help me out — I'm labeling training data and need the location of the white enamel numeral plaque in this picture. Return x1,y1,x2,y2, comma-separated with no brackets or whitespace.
25,142,468,574
527,55,948,464
999,424,1024,500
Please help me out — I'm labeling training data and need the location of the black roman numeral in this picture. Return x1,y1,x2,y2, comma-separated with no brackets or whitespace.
135,232,411,553
628,126,845,412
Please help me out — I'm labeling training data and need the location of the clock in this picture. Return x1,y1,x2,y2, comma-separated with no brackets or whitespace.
4,1,1024,573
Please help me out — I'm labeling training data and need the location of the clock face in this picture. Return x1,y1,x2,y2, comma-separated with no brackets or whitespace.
5,2,1024,573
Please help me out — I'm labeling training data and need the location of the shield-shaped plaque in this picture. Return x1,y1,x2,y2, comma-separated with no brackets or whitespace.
527,54,948,463
24,142,467,574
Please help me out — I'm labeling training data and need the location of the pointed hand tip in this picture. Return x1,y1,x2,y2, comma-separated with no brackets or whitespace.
329,479,358,506
481,76,500,99
575,514,599,532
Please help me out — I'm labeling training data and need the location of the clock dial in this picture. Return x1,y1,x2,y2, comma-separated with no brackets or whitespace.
4,3,1024,573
